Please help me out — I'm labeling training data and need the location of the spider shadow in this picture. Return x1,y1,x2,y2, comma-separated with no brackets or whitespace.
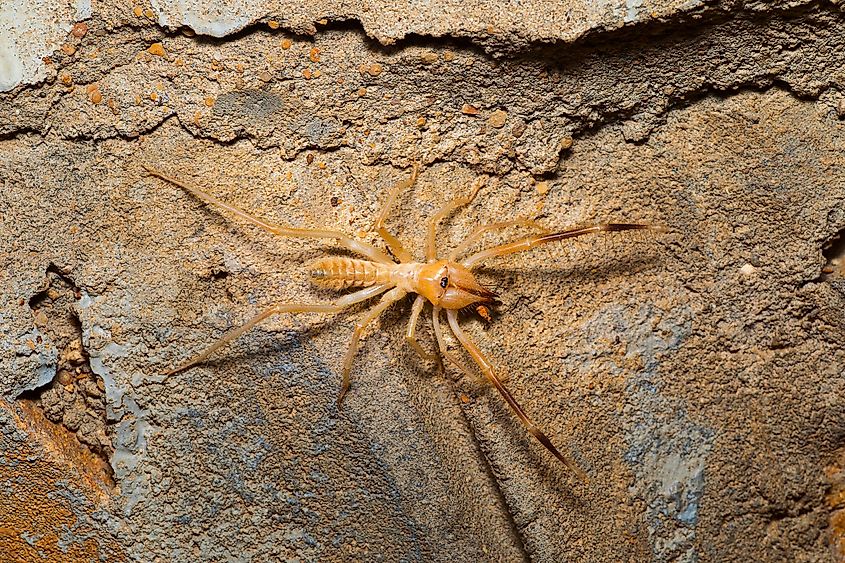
177,298,382,375
473,252,663,292
451,350,596,496
168,248,658,499
451,254,666,496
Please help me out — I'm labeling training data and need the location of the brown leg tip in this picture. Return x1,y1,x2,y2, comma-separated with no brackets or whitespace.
571,466,590,484
163,362,193,377
336,388,349,410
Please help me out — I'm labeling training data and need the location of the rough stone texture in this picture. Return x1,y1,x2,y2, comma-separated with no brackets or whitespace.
4,0,827,92
1,1,845,562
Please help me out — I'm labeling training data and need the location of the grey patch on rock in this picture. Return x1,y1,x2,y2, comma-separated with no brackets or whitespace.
624,396,713,563
577,302,711,561
214,90,284,121
12,327,57,397
621,304,711,563
302,116,341,146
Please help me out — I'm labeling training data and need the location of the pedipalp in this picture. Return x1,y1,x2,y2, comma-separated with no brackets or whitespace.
463,223,665,269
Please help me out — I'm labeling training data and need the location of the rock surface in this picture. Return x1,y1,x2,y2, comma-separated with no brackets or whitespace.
1,1,845,561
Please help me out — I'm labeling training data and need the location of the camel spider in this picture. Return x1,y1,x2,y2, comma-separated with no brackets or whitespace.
144,164,661,482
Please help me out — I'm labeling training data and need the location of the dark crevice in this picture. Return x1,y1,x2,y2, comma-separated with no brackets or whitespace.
0,125,49,143
821,228,845,281
210,267,230,281
150,0,834,58
62,110,179,144
4,2,841,157
19,264,114,480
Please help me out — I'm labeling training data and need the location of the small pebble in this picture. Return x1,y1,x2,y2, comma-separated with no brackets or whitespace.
487,109,507,128
57,369,74,386
419,51,438,64
147,42,166,57
71,22,88,38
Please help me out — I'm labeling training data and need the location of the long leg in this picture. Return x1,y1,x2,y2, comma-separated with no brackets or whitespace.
426,178,483,261
374,165,417,263
166,284,390,375
337,287,407,407
462,223,663,269
144,166,393,264
445,309,589,482
431,307,476,380
448,218,546,262
405,295,439,364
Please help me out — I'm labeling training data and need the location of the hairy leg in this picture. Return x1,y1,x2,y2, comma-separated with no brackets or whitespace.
448,218,545,262
426,178,483,262
144,165,393,264
337,287,407,407
404,295,440,364
462,223,663,269
445,309,589,482
165,284,390,375
374,165,418,263
431,307,476,380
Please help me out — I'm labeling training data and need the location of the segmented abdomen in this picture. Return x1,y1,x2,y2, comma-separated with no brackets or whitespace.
309,257,389,289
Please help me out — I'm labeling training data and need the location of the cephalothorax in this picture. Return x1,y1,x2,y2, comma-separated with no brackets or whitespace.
145,164,661,482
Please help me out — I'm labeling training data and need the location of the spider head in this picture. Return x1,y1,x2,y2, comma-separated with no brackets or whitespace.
418,260,497,309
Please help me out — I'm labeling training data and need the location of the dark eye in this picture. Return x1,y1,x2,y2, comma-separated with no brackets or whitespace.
440,276,449,288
